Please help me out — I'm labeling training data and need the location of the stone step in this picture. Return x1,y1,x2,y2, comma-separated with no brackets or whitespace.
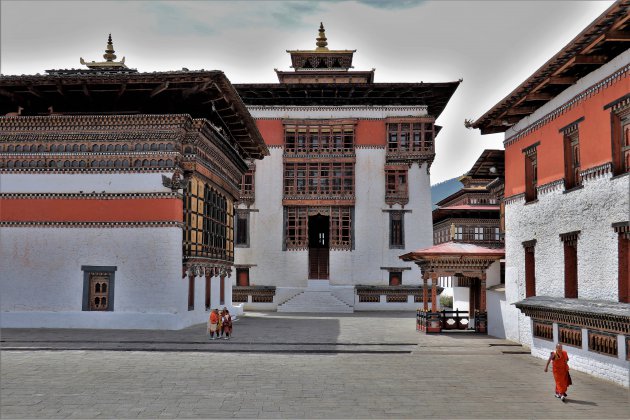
277,291,354,313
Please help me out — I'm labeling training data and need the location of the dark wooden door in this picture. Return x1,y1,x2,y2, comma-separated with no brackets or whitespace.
308,214,329,279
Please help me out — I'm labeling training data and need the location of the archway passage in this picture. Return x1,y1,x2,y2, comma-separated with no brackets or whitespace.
308,214,329,279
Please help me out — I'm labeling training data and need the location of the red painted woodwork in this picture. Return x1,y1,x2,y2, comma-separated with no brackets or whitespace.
237,268,250,287
220,275,225,305
389,272,401,286
0,198,183,222
525,249,536,298
619,234,629,303
504,78,629,197
564,242,578,298
308,248,329,279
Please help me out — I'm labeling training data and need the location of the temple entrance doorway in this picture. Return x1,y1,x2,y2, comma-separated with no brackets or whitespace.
308,214,329,279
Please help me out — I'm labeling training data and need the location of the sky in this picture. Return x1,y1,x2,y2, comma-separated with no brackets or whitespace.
0,0,615,184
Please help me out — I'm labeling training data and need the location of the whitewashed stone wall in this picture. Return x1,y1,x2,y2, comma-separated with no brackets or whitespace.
0,172,175,194
504,172,629,346
0,226,219,329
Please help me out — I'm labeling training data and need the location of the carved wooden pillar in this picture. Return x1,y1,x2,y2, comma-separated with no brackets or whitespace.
422,272,429,311
188,271,195,311
204,269,211,310
480,272,487,312
431,272,438,312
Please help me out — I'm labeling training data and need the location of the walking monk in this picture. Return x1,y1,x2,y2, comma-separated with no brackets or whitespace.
544,343,571,401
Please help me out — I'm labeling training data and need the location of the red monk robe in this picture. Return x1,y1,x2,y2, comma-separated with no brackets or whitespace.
545,343,571,399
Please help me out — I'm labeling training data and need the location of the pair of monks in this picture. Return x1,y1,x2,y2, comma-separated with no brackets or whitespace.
544,343,571,401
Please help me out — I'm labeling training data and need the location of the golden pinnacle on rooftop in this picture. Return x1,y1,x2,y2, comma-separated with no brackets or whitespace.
316,22,328,51
103,34,117,61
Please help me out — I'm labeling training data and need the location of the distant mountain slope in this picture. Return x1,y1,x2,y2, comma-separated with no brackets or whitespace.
430,177,463,209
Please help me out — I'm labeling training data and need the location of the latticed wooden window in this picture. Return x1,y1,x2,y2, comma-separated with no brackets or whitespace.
184,177,233,261
385,168,408,197
285,207,308,249
387,122,434,152
89,273,110,311
240,168,255,197
330,207,352,250
284,124,354,153
284,162,354,196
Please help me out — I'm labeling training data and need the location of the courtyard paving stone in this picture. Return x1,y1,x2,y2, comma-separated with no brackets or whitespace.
1,311,628,418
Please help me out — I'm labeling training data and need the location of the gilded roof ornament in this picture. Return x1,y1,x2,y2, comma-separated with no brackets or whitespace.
80,34,128,70
315,22,328,51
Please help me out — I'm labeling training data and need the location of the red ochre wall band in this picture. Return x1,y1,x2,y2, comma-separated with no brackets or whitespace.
0,198,183,223
255,119,388,146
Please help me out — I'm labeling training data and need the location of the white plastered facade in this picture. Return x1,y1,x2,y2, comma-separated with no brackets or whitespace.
0,171,242,330
501,53,630,385
235,106,434,309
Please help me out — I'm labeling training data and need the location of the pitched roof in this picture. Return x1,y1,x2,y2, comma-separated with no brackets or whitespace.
469,1,630,134
400,242,505,260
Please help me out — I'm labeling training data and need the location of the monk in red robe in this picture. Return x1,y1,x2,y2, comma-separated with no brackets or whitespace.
544,343,571,401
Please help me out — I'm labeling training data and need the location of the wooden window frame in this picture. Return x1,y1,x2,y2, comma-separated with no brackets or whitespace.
385,168,408,201
523,143,539,203
284,123,354,154
613,222,629,303
560,231,580,298
606,97,630,176
389,271,403,286
235,211,250,248
523,240,536,298
236,268,250,287
82,266,116,312
184,178,233,262
387,122,434,152
389,211,405,249
284,162,354,197
560,120,583,190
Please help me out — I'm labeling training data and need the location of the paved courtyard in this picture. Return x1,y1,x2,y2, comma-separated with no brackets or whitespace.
1,312,628,418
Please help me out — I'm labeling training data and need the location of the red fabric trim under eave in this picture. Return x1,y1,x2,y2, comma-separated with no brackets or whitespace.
0,198,183,222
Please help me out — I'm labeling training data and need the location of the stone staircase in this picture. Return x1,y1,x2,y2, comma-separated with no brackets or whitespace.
277,280,354,313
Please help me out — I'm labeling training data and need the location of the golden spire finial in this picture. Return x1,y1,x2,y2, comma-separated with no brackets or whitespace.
316,22,328,51
103,33,117,62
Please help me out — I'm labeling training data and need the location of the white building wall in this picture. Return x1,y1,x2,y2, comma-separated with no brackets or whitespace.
0,226,216,329
0,172,176,194
504,172,629,346
235,149,432,291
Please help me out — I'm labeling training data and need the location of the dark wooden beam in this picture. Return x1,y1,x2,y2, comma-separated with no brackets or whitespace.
525,92,553,101
505,106,536,116
56,82,65,96
117,83,127,98
150,82,170,98
27,85,43,98
605,30,630,41
547,76,577,85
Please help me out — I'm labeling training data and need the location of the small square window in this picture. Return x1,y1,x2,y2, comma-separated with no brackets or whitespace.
82,266,116,311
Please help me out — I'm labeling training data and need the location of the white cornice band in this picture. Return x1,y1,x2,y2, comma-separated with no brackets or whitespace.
247,105,429,119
